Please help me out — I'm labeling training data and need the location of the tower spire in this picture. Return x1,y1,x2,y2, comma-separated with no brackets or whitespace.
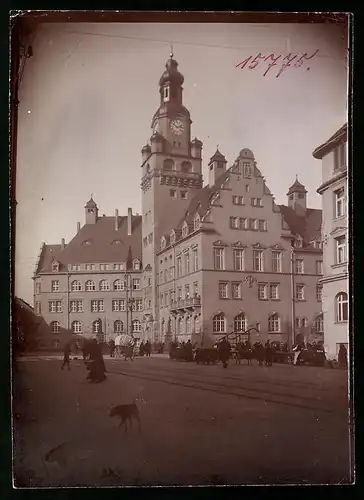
170,43,174,58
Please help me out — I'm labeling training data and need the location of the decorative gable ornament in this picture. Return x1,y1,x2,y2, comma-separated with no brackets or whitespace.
161,236,166,250
270,243,284,250
51,260,59,272
144,264,152,271
212,240,228,247
252,242,265,249
231,241,246,248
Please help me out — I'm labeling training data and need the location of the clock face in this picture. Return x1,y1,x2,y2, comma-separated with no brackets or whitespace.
170,119,184,135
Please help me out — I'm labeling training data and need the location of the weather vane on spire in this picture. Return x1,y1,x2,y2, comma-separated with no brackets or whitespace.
295,174,298,181
217,144,219,150
170,43,174,58
91,193,93,199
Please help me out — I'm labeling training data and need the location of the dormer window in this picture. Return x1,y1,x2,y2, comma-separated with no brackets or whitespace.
295,238,303,248
161,237,166,250
182,222,189,238
133,259,141,271
194,214,201,231
52,261,59,272
170,231,176,245
82,240,92,246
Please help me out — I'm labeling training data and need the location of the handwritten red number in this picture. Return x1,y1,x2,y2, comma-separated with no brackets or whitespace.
263,54,282,76
236,56,252,69
276,53,298,78
294,49,319,68
248,53,266,70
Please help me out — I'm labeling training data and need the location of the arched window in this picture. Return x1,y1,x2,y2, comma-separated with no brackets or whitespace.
85,280,96,292
92,319,102,333
314,314,324,333
234,313,248,333
72,320,82,333
132,320,141,333
114,320,124,333
181,161,192,173
71,280,82,291
113,279,125,291
163,159,174,171
99,279,110,291
268,313,280,333
213,313,226,333
336,292,348,322
50,321,60,334
194,213,200,231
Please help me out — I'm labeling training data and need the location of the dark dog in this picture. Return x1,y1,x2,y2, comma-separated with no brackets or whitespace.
109,403,141,432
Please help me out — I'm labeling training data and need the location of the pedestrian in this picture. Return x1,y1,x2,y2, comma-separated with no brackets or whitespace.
139,341,145,357
108,338,115,358
338,344,348,369
293,341,304,365
185,339,193,362
256,342,265,366
114,333,122,358
145,340,151,357
61,342,72,371
86,339,107,383
218,337,231,368
265,340,273,367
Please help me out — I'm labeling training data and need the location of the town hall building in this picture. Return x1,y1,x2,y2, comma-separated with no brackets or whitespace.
33,53,324,350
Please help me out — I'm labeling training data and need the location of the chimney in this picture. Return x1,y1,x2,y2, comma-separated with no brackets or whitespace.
127,207,132,236
61,238,65,250
115,209,119,230
77,221,81,233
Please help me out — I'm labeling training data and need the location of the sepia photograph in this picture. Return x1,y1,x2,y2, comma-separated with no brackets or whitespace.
11,12,352,487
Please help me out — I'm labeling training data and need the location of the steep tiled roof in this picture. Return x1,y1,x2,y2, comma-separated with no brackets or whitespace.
279,205,322,243
36,215,142,273
312,123,347,159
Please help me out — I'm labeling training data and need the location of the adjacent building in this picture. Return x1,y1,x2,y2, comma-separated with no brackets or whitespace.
33,53,323,349
314,124,348,360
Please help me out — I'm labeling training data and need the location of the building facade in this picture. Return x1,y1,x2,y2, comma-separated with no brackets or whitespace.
314,124,348,360
34,53,323,349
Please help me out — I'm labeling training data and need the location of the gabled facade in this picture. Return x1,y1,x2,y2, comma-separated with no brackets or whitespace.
33,200,143,348
34,53,323,349
314,124,348,360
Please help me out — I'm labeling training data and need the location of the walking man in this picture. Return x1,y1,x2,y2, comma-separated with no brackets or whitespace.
61,342,72,371
218,337,231,369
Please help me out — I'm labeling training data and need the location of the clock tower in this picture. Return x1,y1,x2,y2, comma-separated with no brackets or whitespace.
140,53,203,340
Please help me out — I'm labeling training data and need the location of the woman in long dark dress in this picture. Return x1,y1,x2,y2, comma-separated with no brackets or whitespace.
87,339,107,383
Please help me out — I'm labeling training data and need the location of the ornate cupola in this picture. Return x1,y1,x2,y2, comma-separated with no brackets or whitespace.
208,147,227,187
159,52,184,105
287,177,307,216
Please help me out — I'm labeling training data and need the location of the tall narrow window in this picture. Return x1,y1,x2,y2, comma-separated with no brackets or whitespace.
271,251,282,273
253,250,264,272
335,236,346,264
214,248,225,270
336,292,348,322
268,313,280,333
234,313,247,332
294,259,304,274
234,249,244,271
334,187,345,218
315,260,323,275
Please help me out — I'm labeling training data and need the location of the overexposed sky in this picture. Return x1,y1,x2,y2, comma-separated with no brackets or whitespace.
15,22,348,304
